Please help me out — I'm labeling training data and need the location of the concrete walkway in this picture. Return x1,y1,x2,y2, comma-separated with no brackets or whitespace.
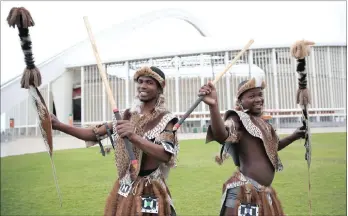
1,127,345,158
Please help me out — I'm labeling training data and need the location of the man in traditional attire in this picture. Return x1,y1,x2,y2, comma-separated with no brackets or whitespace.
51,66,179,216
199,75,306,216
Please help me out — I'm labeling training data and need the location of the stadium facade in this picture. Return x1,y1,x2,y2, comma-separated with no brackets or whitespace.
1,9,346,137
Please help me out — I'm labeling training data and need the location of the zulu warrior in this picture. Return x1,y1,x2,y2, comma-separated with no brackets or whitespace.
199,75,306,215
51,66,179,216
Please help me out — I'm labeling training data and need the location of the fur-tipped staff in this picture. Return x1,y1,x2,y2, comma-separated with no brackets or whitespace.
290,39,315,216
173,39,254,131
7,7,62,207
83,16,138,173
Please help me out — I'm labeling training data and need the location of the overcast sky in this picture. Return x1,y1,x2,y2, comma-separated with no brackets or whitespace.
1,1,346,85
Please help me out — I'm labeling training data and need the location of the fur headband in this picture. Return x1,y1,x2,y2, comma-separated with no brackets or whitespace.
133,66,165,89
236,76,266,99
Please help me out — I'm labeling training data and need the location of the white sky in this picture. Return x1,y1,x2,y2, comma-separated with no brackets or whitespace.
0,1,346,131
1,1,346,84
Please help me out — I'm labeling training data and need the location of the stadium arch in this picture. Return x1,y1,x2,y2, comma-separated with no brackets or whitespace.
1,8,210,118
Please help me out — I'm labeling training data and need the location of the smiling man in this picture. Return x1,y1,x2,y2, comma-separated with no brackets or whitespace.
50,66,179,216
199,76,305,216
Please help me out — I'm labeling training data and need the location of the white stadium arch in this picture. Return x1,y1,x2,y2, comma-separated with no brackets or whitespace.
0,8,346,137
1,8,211,114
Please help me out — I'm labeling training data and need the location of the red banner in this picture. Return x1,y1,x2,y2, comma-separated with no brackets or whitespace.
9,118,14,128
72,87,81,99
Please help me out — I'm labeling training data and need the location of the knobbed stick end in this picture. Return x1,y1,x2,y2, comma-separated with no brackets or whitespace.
290,40,315,59
21,67,42,89
7,7,35,29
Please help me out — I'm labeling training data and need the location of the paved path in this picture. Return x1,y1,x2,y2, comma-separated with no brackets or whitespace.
1,127,345,158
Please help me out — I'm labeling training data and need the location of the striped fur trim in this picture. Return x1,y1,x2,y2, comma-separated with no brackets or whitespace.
236,76,266,99
133,66,165,88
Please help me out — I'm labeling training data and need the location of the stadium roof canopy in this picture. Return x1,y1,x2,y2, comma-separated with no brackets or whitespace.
1,8,346,113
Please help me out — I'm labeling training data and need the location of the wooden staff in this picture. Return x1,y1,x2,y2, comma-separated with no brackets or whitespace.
83,16,138,171
173,39,254,131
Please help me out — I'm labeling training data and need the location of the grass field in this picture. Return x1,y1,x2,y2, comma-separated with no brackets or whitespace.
1,132,346,216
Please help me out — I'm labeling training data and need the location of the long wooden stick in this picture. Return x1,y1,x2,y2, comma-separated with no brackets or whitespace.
83,16,138,170
83,17,116,108
173,39,254,131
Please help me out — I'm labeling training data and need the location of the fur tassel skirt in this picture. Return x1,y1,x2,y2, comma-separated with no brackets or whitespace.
220,171,285,216
104,176,175,216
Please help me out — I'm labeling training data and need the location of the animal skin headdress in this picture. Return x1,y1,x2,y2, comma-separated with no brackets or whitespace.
131,66,167,114
235,75,266,111
236,75,266,99
133,66,166,89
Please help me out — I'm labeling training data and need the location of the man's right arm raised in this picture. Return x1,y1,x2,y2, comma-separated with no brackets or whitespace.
199,81,229,143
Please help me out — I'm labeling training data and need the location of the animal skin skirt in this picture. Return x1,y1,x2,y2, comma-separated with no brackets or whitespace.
220,171,285,216
104,168,176,216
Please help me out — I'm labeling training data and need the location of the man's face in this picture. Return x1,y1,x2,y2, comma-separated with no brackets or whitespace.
136,76,161,102
239,87,264,115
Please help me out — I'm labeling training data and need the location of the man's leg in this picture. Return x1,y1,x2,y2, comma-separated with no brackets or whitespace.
220,187,240,216
223,207,237,216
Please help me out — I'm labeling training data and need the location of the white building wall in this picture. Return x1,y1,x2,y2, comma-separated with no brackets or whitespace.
51,71,74,125
1,45,346,133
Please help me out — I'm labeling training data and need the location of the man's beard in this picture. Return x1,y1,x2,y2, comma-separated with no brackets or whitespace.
130,97,144,113
130,94,160,113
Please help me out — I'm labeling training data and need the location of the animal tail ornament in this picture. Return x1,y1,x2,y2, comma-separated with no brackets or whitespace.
7,7,63,207
290,39,315,216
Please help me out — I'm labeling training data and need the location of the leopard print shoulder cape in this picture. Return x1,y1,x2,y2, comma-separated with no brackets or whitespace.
86,94,179,179
113,109,179,180
206,109,283,172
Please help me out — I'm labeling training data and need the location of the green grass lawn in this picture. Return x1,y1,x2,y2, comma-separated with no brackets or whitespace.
1,132,346,216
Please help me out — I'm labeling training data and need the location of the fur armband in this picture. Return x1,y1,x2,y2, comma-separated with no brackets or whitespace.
85,123,109,148
160,141,175,154
157,129,176,153
214,117,239,165
92,124,109,141
154,129,179,167
224,117,240,143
